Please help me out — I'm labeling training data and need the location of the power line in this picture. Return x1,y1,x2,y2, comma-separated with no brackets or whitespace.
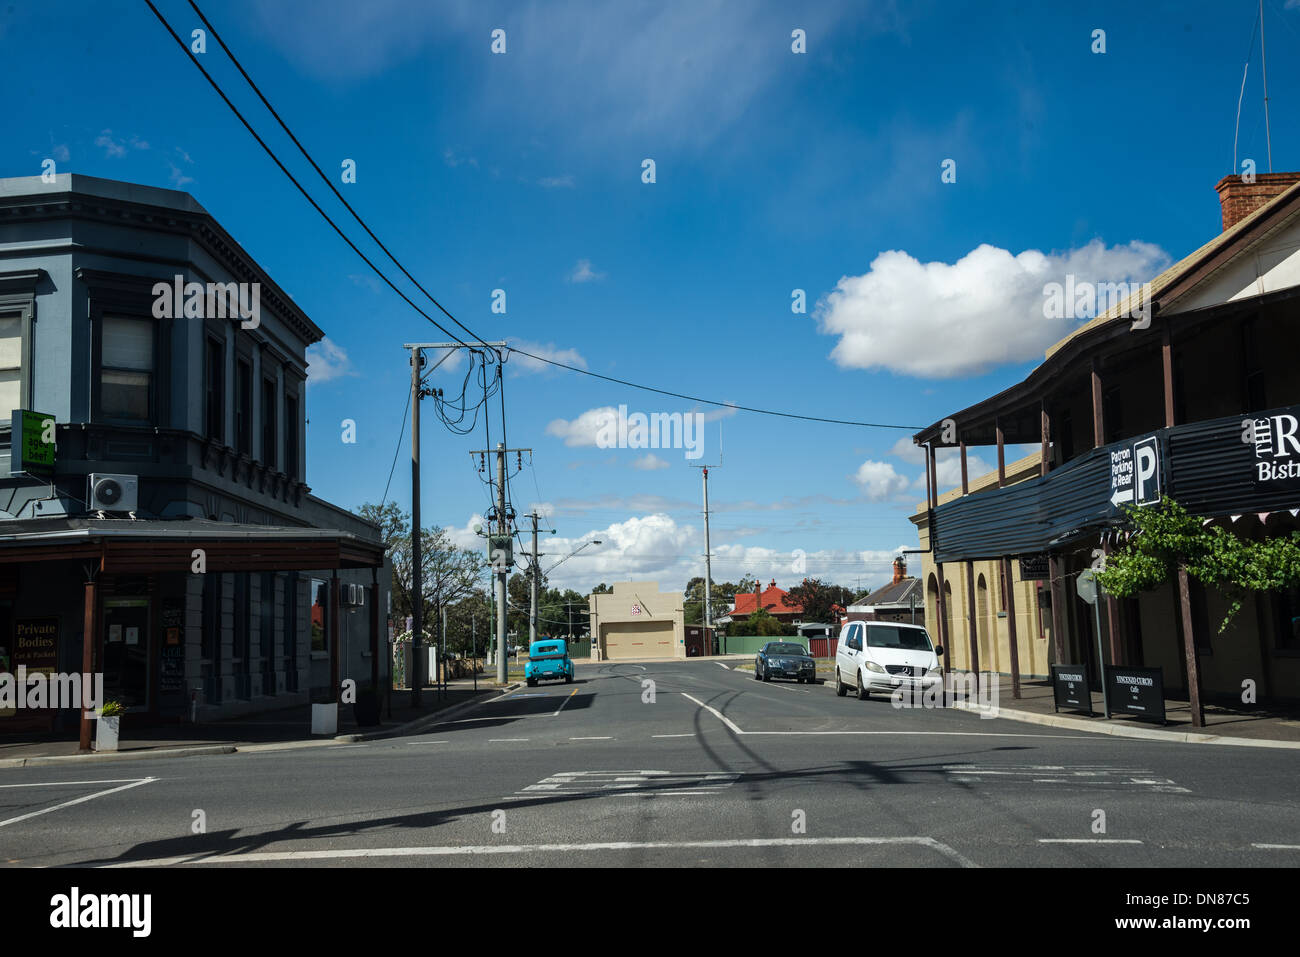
504,345,921,430
154,1,922,435
379,382,412,509
142,0,476,353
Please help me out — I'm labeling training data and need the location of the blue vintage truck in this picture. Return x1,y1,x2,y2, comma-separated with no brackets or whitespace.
525,638,574,687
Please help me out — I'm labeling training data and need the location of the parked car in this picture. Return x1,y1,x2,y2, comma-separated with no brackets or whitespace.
525,638,574,686
754,641,817,684
834,621,943,700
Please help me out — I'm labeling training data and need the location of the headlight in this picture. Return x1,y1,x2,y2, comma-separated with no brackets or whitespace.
926,667,943,676
865,661,887,674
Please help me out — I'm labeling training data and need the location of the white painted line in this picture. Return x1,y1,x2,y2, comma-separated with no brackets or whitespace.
1038,839,1144,844
569,736,612,741
743,731,1094,739
405,740,448,745
112,835,978,867
680,693,744,734
1252,843,1300,850
326,744,368,751
652,734,694,738
0,777,156,829
0,778,153,789
714,662,730,669
553,688,579,717
489,738,529,743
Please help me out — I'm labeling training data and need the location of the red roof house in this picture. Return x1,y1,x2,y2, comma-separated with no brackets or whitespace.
728,579,803,623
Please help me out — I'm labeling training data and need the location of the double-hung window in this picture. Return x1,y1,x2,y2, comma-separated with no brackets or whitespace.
100,316,153,422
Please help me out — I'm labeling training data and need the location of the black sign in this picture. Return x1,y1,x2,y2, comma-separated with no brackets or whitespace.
1106,665,1166,724
1019,555,1050,580
1109,435,1161,511
1051,664,1092,715
159,601,185,697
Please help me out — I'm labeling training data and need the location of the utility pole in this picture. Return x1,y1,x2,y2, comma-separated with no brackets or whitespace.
403,340,504,705
691,463,719,655
468,441,531,684
526,511,547,648
410,347,424,706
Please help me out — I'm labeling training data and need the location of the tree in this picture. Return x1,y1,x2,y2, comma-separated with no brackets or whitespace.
783,578,855,624
358,502,487,645
1096,496,1300,633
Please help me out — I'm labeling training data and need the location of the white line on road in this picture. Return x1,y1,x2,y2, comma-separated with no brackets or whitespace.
0,778,154,789
680,693,744,734
112,836,977,867
489,738,530,743
0,777,156,829
1038,839,1144,844
569,736,612,741
1252,843,1300,849
651,734,695,738
405,741,448,745
714,662,730,669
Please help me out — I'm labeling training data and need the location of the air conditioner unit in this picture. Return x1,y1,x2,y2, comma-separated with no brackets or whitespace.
88,473,138,512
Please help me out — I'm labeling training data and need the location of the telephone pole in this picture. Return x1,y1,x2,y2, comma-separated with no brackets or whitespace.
469,442,531,684
525,511,550,648
404,340,504,704
691,463,719,655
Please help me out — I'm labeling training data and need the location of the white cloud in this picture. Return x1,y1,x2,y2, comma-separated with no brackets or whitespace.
306,337,355,383
539,175,575,189
442,147,478,168
816,239,1170,378
508,340,588,375
632,453,671,471
546,407,616,447
568,259,605,283
51,144,70,163
95,130,127,158
851,460,912,502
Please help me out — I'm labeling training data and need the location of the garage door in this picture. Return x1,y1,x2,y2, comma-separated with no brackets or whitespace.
603,621,675,659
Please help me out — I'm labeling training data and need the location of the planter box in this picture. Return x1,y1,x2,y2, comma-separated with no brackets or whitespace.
95,715,120,752
311,702,338,736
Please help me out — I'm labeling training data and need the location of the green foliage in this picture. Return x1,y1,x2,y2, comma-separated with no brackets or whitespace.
729,608,794,637
1096,496,1300,632
100,700,125,717
782,578,855,624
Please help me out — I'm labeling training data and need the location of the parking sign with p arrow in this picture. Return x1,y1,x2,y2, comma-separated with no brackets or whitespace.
1110,436,1161,509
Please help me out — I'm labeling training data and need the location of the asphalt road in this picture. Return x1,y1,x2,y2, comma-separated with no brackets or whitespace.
1,660,1296,868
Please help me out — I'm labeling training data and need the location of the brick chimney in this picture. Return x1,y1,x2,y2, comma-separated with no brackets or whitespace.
1215,173,1300,231
892,556,907,584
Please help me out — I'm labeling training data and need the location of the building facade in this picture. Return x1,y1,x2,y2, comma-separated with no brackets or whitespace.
0,174,388,739
589,581,686,660
910,174,1300,716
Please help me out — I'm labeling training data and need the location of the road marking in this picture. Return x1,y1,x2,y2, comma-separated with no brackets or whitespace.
1252,843,1300,849
405,740,448,745
0,778,153,789
941,766,1188,793
0,777,156,829
714,662,730,669
515,770,740,798
652,734,694,738
489,738,529,743
112,836,977,867
1038,839,1144,844
569,736,612,741
552,688,579,717
680,693,744,734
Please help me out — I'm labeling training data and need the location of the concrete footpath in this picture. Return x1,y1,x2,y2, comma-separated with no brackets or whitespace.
0,677,516,767
949,675,1300,749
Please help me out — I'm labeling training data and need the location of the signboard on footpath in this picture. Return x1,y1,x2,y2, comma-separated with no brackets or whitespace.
1106,665,1167,724
1050,664,1093,715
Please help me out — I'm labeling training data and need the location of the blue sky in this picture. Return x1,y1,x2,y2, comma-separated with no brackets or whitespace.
5,0,1300,594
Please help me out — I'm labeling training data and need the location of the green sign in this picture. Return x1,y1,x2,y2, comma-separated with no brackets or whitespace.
10,409,55,477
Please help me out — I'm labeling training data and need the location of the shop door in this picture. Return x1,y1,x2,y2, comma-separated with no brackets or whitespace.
103,598,151,712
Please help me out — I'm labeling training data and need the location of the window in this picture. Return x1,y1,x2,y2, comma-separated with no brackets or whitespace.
206,337,225,441
284,392,299,479
235,358,252,454
0,312,22,416
1275,586,1300,651
261,377,277,466
100,316,153,421
310,578,328,653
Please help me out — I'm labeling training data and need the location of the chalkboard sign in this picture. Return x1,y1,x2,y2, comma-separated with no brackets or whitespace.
1019,555,1050,581
159,601,186,696
1106,665,1166,724
1051,663,1093,715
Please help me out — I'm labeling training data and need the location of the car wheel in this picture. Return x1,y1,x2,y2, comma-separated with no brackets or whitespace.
835,670,847,697
564,673,572,684
857,671,870,700
761,668,770,682
753,665,761,681
526,677,537,687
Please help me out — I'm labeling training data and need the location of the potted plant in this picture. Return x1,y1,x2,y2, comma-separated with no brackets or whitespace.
95,700,124,752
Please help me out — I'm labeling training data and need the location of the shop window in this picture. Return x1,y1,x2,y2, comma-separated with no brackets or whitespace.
202,573,222,662
310,578,329,653
1275,586,1300,651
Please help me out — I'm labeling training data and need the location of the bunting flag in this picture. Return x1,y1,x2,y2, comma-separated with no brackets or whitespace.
1291,509,1299,518
1258,512,1271,524
1230,515,1243,523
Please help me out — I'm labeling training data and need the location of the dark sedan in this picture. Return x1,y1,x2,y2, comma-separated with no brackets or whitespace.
754,641,817,684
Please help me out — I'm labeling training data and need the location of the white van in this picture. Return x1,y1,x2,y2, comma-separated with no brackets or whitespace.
834,620,943,700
